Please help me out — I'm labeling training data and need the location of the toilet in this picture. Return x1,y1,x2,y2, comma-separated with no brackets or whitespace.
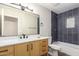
48,37,61,56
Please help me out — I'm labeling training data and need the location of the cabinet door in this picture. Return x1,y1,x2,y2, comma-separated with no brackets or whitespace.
15,43,30,56
30,41,40,56
0,46,14,56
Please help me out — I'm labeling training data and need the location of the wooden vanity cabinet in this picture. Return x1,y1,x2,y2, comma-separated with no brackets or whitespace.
39,39,48,55
29,39,48,56
14,43,30,56
30,41,40,56
0,39,48,56
0,46,14,56
15,41,40,56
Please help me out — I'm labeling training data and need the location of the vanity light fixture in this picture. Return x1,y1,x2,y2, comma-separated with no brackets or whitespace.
11,3,33,12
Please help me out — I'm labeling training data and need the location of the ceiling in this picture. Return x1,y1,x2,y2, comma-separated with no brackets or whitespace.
37,3,79,14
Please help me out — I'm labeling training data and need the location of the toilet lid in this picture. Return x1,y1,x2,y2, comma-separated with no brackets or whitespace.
49,44,61,51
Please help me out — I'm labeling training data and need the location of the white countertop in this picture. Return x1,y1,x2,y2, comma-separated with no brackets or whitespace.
0,35,48,47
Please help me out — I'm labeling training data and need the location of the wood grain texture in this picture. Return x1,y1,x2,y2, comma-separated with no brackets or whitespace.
0,39,48,56
0,46,14,56
14,43,30,56
39,39,48,55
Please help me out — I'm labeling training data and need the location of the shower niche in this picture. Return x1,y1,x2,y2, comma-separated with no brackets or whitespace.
0,15,18,36
3,16,18,36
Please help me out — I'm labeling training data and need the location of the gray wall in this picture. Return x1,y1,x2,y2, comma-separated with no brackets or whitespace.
58,8,79,44
51,11,58,42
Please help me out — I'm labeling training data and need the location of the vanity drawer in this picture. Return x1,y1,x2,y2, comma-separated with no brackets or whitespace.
39,39,48,55
41,39,48,46
41,46,48,55
0,46,14,56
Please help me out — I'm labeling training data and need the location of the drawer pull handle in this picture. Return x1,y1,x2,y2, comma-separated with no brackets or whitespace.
42,41,46,42
27,45,29,51
42,50,46,52
31,44,33,50
0,50,8,53
42,46,46,47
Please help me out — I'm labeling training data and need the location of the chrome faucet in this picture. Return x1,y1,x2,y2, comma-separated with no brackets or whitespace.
20,34,28,39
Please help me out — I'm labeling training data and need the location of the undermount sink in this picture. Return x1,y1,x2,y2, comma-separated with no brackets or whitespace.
0,35,45,45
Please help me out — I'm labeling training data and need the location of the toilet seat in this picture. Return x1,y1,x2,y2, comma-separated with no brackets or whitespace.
48,44,61,56
49,44,61,51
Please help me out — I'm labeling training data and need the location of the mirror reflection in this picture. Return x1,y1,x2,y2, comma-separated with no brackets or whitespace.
0,4,39,36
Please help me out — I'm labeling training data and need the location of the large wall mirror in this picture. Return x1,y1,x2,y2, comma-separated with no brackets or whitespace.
0,4,39,36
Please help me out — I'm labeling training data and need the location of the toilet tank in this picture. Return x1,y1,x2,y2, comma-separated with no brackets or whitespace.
48,36,52,45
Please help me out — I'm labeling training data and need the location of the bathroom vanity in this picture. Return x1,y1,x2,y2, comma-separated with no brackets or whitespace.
0,37,48,56
0,4,48,56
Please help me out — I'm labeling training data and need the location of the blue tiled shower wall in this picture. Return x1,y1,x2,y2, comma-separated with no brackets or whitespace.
51,11,58,43
57,7,79,45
